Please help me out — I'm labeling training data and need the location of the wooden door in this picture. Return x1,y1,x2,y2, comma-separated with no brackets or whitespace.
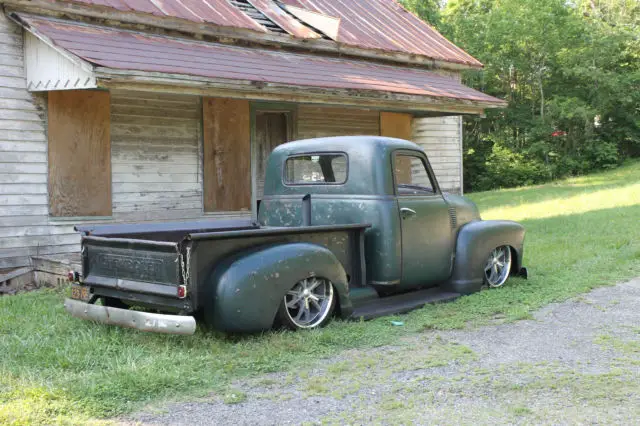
255,111,291,199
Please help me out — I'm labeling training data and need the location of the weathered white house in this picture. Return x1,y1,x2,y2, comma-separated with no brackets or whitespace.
0,0,504,271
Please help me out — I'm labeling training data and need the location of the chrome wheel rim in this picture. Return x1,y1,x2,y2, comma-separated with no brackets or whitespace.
484,246,512,288
284,277,334,329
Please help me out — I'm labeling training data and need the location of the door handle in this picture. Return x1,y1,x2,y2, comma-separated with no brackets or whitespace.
400,207,417,220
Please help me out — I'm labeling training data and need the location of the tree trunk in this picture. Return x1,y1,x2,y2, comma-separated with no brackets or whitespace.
538,74,545,119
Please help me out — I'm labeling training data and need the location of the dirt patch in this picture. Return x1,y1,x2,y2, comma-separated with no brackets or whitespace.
128,278,640,425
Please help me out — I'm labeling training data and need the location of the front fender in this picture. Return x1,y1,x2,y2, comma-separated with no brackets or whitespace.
203,243,352,333
447,220,525,294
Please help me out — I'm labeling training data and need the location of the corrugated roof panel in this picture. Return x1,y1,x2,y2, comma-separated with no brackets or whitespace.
68,0,267,31
55,0,481,67
248,0,322,39
278,0,481,67
230,0,286,34
21,16,502,105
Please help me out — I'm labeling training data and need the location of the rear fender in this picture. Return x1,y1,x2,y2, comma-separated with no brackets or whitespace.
447,220,525,294
203,243,352,332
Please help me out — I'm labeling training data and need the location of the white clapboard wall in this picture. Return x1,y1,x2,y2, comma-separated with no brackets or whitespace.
413,116,463,194
296,105,380,140
110,90,206,221
0,14,80,268
0,13,250,268
110,91,251,223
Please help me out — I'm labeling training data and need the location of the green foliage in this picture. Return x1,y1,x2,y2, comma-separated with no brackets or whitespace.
466,143,550,190
399,0,443,26
405,0,640,191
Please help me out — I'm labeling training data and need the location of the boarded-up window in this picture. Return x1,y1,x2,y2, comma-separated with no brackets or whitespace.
48,90,111,217
381,112,413,184
256,111,292,198
203,97,251,212
380,112,412,141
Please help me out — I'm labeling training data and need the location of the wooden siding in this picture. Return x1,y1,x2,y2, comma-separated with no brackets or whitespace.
413,116,463,193
0,14,79,268
296,105,380,139
110,90,204,221
203,97,251,212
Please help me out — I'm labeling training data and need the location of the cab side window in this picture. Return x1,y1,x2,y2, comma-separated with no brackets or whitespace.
394,153,436,195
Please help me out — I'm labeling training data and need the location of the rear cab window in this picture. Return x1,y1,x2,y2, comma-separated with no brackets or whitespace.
284,153,348,185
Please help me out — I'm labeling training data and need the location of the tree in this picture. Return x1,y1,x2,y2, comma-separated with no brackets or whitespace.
409,0,640,191
400,0,443,26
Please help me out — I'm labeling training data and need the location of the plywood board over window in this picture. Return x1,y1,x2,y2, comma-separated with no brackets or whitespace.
203,97,251,212
381,111,413,184
48,90,111,217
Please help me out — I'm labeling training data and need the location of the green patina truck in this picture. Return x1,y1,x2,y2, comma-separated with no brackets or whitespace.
65,136,526,335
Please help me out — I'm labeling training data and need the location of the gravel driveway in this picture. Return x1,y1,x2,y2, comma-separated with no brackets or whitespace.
129,278,640,425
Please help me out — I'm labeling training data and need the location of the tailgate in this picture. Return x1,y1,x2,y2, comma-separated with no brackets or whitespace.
81,236,184,298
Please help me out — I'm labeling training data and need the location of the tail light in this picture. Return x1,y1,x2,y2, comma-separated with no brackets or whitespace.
68,271,80,282
177,285,187,299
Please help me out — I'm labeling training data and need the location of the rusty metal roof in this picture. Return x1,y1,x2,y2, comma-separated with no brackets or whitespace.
52,0,482,67
68,0,266,31
20,15,502,106
277,0,482,67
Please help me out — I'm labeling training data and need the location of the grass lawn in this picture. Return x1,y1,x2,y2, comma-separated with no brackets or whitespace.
2,161,639,424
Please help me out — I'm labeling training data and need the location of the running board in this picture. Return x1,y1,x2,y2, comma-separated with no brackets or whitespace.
350,287,460,320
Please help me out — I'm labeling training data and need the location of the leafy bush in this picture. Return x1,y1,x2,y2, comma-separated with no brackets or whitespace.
583,140,620,169
465,143,550,191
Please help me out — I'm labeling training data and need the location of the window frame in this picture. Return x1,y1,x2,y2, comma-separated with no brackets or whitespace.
391,149,441,197
282,151,350,186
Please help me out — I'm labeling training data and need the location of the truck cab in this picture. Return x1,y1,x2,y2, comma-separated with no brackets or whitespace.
259,136,484,292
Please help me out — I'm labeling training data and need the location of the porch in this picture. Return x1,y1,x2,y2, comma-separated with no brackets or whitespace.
0,10,503,269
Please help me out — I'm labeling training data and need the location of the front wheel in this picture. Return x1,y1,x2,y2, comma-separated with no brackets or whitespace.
483,246,512,288
276,277,336,330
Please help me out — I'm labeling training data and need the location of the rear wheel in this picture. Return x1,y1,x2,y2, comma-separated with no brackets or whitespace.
483,246,512,288
276,277,336,330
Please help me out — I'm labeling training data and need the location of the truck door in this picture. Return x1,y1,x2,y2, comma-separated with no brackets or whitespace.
393,151,454,288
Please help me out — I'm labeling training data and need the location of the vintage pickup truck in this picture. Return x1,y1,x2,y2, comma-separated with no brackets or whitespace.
65,136,526,335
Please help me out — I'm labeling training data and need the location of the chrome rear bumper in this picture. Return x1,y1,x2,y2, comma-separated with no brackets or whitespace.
64,298,196,335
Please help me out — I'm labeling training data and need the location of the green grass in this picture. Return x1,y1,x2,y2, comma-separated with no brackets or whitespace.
2,161,640,424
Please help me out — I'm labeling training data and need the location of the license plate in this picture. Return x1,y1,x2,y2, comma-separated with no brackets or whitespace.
70,284,90,301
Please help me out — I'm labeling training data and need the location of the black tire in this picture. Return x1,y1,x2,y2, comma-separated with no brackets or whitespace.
101,297,129,309
276,277,336,330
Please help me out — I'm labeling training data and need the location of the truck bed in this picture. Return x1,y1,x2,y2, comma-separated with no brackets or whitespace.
76,219,368,315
